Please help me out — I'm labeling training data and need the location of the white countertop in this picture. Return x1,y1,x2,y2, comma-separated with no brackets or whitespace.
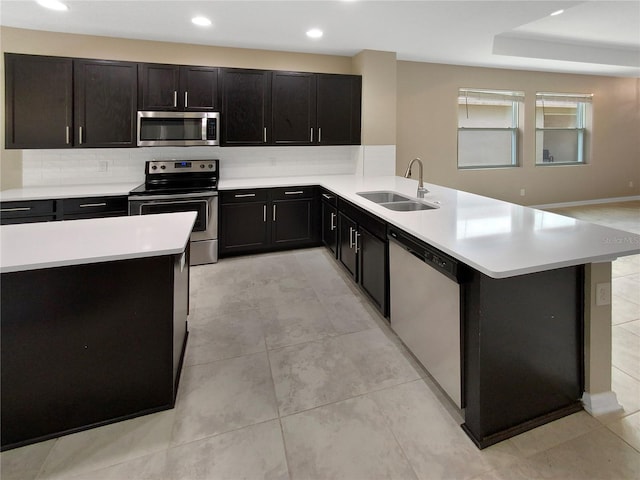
1,212,196,273
220,175,640,278
0,183,140,202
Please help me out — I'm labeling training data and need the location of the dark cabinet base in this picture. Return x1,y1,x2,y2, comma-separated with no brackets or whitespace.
462,265,584,448
1,252,189,451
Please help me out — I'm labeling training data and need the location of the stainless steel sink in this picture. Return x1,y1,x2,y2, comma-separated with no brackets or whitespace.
383,201,437,211
356,190,439,212
357,191,412,203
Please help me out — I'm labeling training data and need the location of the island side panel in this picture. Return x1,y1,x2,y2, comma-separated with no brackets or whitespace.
0,255,178,450
462,265,584,448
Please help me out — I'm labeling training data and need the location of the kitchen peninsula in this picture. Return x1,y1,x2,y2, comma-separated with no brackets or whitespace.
2,176,638,450
219,174,640,447
0,212,196,451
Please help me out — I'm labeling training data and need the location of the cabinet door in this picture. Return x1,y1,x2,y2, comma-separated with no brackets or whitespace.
138,63,180,110
358,227,387,314
220,202,269,254
272,72,316,145
221,69,271,145
181,66,219,111
272,199,314,246
74,60,137,147
338,212,358,279
5,54,73,149
321,201,338,256
317,74,362,145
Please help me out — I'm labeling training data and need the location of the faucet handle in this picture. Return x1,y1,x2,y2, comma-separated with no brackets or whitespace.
417,186,428,198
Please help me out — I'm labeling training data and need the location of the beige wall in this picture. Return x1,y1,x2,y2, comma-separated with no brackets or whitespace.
396,61,640,205
2,27,639,204
352,50,397,146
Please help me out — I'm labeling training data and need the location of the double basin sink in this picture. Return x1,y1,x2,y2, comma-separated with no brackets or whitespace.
356,191,439,211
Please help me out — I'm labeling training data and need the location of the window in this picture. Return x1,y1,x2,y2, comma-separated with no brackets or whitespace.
536,92,592,165
457,88,524,169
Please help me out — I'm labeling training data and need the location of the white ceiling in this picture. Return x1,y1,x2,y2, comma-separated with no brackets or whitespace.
1,0,639,77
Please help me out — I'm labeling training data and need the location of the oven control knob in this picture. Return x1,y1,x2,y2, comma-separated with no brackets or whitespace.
208,164,213,169
200,164,205,169
160,165,166,170
151,165,157,170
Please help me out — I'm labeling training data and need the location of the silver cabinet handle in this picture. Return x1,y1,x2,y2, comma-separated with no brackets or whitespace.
1,207,31,212
263,127,267,143
310,128,313,142
66,126,70,145
319,127,322,143
355,231,361,253
330,212,336,231
234,193,256,198
263,204,267,222
78,126,83,145
184,91,188,108
349,227,354,248
79,202,107,208
322,193,334,200
272,204,276,222
174,91,178,107
285,191,304,195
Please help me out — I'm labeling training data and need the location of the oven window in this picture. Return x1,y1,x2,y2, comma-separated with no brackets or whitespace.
140,201,207,232
139,118,203,141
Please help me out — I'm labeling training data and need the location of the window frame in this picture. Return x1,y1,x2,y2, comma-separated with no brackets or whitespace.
535,92,592,166
457,88,524,170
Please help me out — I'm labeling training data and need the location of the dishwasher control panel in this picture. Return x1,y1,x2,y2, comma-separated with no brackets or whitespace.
388,228,462,282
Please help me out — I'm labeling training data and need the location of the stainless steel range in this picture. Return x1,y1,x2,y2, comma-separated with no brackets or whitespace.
128,160,219,265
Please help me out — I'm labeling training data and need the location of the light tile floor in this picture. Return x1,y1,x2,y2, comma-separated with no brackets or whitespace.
1,202,639,479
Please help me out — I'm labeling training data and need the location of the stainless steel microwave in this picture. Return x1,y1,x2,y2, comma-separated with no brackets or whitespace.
137,111,220,147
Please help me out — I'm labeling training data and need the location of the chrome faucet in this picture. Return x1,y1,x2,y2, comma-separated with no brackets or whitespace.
403,157,428,198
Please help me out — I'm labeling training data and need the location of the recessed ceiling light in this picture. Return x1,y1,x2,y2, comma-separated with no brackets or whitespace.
192,16,212,27
306,28,323,39
550,9,564,16
36,0,68,11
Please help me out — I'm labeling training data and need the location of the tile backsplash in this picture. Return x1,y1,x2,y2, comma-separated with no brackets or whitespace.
22,146,362,186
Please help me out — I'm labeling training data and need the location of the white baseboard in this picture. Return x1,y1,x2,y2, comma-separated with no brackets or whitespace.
582,391,623,416
532,195,640,210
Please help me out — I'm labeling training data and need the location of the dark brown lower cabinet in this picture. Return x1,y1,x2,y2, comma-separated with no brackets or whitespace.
220,201,270,253
219,187,319,256
1,249,189,451
337,199,388,316
321,197,338,256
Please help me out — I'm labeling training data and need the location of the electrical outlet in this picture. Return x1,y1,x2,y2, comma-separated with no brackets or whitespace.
520,188,526,196
98,160,109,173
596,282,611,306
629,181,635,188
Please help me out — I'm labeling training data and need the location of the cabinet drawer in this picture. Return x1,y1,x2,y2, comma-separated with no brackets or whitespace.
0,200,56,219
270,186,314,201
319,187,338,206
62,196,128,217
338,198,386,241
220,189,269,204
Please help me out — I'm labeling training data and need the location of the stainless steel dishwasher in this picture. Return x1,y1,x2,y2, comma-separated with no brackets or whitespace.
388,227,465,408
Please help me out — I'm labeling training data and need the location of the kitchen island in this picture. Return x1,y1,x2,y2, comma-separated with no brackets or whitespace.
0,212,196,451
220,174,640,447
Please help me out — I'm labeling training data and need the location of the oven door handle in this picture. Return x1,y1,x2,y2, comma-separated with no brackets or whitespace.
135,199,209,216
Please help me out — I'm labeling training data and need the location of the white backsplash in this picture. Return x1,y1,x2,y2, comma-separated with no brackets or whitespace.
21,146,362,186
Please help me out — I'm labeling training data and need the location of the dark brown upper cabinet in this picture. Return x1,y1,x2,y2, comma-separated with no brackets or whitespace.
5,53,73,149
5,54,137,149
138,63,219,111
317,74,362,145
221,68,272,146
272,71,317,145
74,59,137,147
